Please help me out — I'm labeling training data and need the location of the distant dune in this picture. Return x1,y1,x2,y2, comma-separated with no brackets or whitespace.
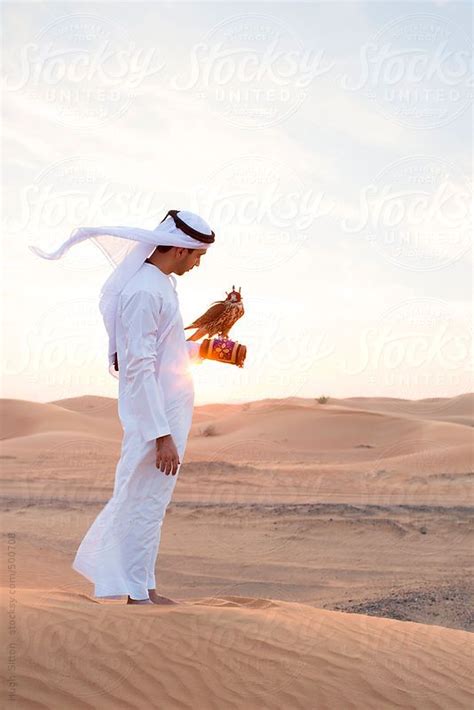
2,393,472,442
1,393,472,473
189,401,472,460
0,397,121,441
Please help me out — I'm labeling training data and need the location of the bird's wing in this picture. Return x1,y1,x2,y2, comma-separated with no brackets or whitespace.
184,301,227,329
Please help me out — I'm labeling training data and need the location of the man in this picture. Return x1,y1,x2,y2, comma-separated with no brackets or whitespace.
29,210,215,605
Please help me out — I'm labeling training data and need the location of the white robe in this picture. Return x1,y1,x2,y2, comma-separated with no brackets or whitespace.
72,262,201,598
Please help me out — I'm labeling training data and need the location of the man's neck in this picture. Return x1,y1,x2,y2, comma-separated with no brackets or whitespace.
145,256,173,275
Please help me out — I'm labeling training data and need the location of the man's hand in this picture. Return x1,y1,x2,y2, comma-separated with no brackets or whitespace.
155,435,180,475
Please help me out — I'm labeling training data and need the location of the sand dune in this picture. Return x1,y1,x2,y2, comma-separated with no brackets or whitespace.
332,392,474,422
2,395,474,504
3,392,470,445
189,402,472,459
1,587,471,710
50,394,118,415
242,392,474,419
25,391,474,424
0,398,122,441
1,393,472,707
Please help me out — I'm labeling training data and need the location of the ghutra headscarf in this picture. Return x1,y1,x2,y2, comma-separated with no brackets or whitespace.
29,210,216,377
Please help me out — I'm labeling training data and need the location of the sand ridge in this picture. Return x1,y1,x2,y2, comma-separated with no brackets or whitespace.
1,586,472,710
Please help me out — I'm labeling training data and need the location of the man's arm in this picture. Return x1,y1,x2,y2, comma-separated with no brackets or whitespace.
120,289,171,442
186,340,204,363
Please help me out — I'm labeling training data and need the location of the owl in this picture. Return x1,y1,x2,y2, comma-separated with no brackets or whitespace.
185,285,244,341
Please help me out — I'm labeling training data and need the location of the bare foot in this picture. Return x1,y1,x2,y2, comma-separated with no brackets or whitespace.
148,589,179,605
127,596,153,605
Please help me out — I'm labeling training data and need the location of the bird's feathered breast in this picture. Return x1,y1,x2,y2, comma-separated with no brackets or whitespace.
186,301,228,328
186,300,244,328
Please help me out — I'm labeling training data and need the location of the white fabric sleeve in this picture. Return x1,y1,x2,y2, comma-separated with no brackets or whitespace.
120,289,171,441
186,340,203,363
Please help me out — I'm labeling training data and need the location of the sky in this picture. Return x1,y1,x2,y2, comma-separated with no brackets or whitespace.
1,0,472,406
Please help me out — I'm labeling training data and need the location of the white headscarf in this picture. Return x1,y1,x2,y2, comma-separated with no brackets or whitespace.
28,210,215,377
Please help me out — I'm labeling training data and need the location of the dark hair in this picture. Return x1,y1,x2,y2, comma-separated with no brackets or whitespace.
156,245,195,253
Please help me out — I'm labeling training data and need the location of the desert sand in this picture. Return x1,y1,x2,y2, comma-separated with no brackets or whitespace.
1,393,473,708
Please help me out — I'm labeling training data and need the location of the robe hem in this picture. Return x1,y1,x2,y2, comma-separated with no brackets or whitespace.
72,561,154,599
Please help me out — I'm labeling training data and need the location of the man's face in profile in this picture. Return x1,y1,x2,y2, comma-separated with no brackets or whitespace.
175,247,207,275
